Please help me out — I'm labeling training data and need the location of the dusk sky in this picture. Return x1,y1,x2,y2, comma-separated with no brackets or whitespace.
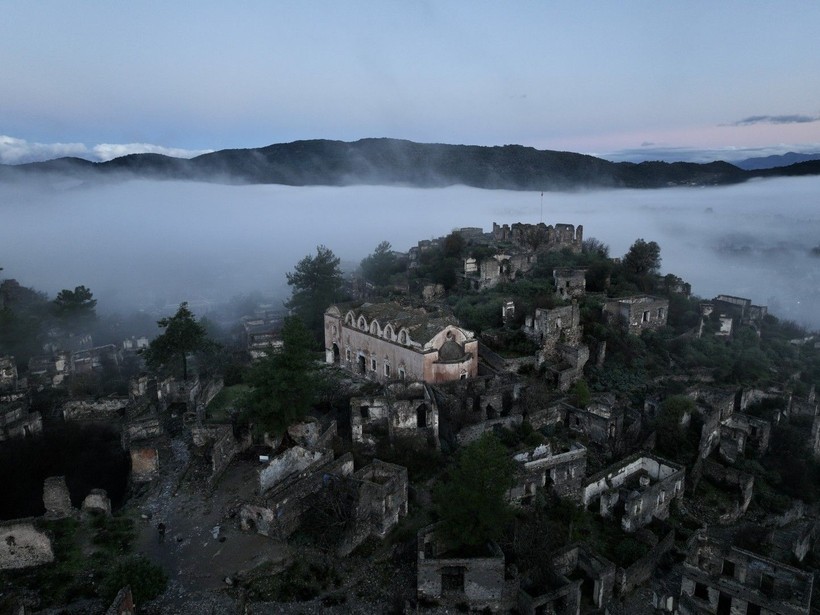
2,1,819,164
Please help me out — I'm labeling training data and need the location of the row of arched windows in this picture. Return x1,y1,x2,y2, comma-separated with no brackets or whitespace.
344,311,411,345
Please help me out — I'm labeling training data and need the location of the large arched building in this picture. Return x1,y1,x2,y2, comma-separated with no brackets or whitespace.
324,302,478,384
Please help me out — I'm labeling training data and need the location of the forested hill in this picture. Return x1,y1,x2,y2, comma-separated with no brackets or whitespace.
2,138,817,190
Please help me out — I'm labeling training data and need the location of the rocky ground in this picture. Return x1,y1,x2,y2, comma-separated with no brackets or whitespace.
124,437,427,614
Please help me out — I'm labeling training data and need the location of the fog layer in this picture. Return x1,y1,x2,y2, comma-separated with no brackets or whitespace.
1,176,819,328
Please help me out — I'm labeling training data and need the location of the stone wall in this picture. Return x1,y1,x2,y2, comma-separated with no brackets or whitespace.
43,476,73,518
603,295,669,335
701,460,754,524
456,415,523,445
192,424,252,488
105,586,136,615
62,397,129,422
258,445,329,495
617,530,674,595
0,520,55,570
417,524,507,609
130,447,159,482
262,453,355,539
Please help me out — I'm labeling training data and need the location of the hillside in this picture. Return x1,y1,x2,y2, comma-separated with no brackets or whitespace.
1,137,817,190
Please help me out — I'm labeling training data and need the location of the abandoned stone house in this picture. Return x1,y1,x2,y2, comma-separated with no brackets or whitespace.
769,519,818,564
718,413,771,463
417,523,510,610
491,222,583,253
463,251,536,290
553,268,587,300
522,301,589,391
696,460,755,525
565,394,624,445
350,382,440,449
241,316,282,360
0,355,18,390
583,453,685,533
603,295,669,335
712,294,768,328
508,440,587,505
121,336,149,352
518,543,616,615
699,302,735,338
27,352,71,387
324,302,478,384
0,389,41,441
71,344,121,375
679,533,813,615
243,451,408,556
524,303,583,363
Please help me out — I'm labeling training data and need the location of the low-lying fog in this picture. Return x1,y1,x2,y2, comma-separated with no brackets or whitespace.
1,175,819,329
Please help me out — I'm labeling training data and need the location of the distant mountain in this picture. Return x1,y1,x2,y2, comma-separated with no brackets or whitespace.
734,151,820,171
1,138,817,190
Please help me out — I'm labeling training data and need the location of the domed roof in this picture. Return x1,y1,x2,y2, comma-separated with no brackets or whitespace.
438,340,465,361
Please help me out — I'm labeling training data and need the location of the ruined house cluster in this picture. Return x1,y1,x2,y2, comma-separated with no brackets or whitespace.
5,218,819,615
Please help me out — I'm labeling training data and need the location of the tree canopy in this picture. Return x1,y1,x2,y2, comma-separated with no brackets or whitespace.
360,240,401,287
144,302,211,380
53,285,97,332
246,316,318,435
433,433,514,548
286,245,343,341
623,238,661,278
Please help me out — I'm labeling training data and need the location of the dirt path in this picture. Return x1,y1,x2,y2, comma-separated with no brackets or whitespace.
127,439,288,611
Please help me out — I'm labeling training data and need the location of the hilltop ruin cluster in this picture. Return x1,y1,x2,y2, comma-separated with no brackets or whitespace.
2,221,820,614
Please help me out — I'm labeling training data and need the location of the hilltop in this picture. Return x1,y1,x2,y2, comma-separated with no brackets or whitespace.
4,137,817,190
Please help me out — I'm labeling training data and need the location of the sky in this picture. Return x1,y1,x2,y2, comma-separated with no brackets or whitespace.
2,1,820,164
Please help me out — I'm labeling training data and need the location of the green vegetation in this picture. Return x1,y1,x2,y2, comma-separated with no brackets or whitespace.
433,433,514,548
0,515,166,609
244,316,320,435
286,244,344,342
101,556,167,605
360,240,407,288
206,383,251,422
144,302,214,380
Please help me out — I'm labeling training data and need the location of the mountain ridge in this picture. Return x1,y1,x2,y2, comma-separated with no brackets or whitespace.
2,137,818,190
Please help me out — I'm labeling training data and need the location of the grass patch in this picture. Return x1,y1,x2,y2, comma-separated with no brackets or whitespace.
206,384,251,422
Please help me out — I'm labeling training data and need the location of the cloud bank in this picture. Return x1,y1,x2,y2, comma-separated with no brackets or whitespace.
728,114,820,126
0,135,212,165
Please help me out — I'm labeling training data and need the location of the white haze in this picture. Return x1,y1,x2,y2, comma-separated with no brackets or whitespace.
1,176,819,329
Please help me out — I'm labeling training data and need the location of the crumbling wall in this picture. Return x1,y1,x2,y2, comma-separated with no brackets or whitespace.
0,520,55,570
82,489,112,516
105,585,136,615
192,424,253,488
262,453,355,539
62,398,129,422
417,524,507,608
130,448,159,482
42,476,73,518
456,415,523,445
701,460,754,524
259,446,329,494
617,530,674,595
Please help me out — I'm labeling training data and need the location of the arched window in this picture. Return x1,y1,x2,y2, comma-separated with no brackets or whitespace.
358,316,367,330
399,330,408,344
383,324,394,340
345,312,355,326
370,321,379,335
